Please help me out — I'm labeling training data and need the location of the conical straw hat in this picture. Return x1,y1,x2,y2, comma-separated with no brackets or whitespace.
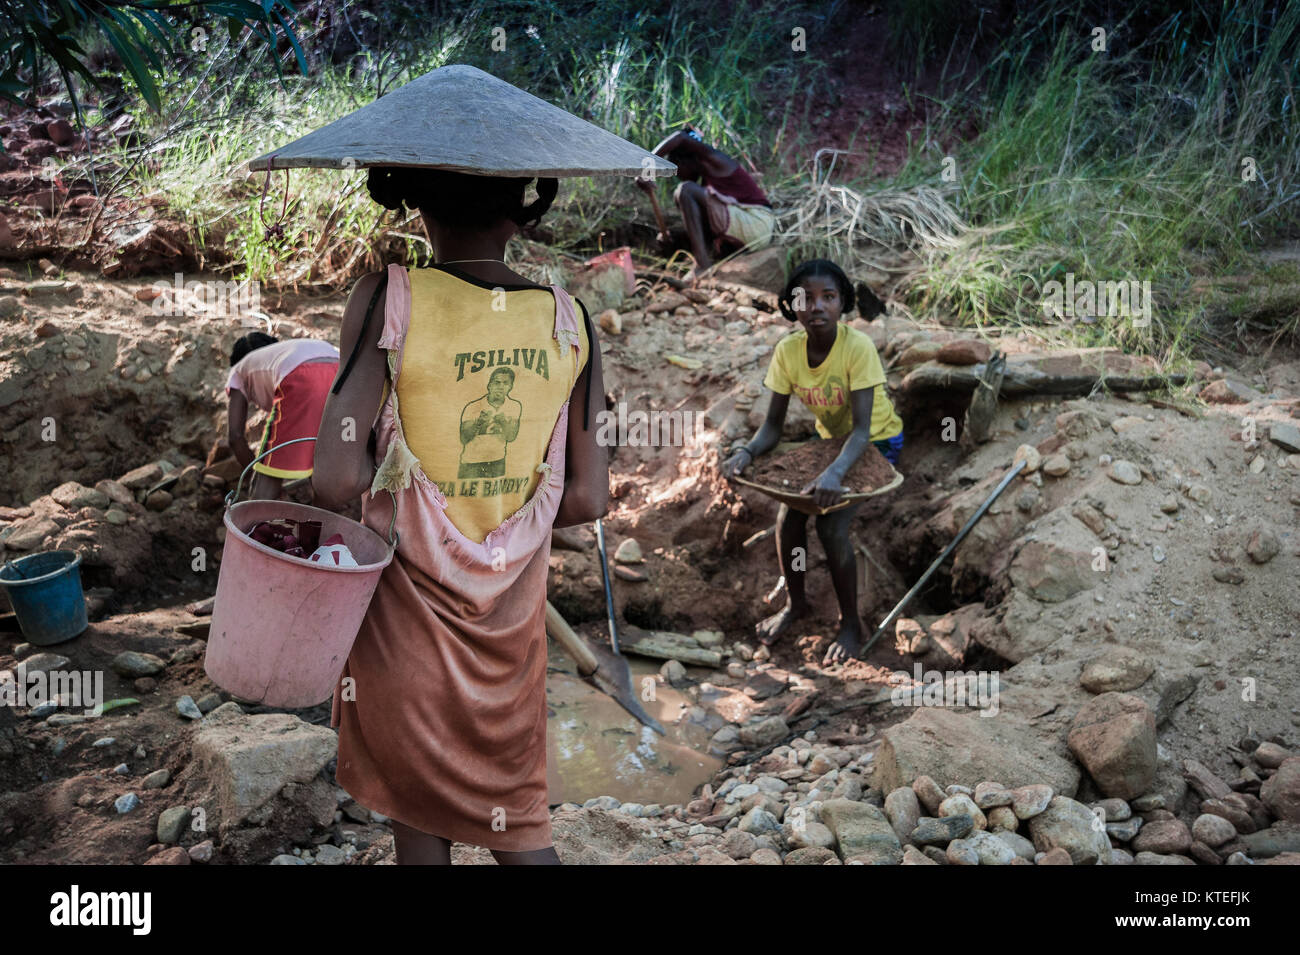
248,64,675,179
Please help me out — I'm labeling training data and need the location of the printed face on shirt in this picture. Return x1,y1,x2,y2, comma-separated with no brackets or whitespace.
486,367,514,405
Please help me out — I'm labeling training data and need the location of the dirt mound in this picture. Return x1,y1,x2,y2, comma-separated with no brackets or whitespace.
748,437,896,494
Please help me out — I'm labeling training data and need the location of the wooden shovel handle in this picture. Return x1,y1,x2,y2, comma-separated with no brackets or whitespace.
545,600,599,676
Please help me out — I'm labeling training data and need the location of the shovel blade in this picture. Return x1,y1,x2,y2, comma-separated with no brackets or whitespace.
579,637,665,736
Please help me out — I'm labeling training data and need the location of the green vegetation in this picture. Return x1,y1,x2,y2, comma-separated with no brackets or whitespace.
11,0,1299,366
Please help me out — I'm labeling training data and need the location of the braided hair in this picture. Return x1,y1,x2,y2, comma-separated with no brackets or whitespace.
778,259,857,322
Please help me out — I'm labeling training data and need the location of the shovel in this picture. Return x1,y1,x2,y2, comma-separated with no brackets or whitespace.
543,516,665,735
859,457,1028,657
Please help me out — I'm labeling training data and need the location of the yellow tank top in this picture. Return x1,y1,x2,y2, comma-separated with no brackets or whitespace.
393,265,589,544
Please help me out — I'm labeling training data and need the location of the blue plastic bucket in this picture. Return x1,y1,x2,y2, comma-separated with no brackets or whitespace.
0,550,88,645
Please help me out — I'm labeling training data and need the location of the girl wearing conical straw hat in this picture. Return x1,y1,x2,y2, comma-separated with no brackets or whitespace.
251,66,674,864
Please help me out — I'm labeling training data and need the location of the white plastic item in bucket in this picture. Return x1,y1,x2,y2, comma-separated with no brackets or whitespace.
203,439,397,708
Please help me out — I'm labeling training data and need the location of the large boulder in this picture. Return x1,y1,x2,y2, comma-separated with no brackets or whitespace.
712,246,786,294
1066,693,1157,800
872,707,1080,796
1009,537,1096,603
191,703,338,828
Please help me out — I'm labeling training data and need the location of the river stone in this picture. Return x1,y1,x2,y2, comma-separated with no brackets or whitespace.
51,481,110,509
884,786,921,844
967,829,1018,865
820,798,901,864
156,806,190,844
142,769,170,789
191,703,339,827
995,830,1036,860
1134,851,1195,865
784,820,836,850
1009,537,1096,602
613,538,643,563
1080,648,1155,693
1013,445,1041,473
974,781,1012,808
176,695,202,720
1268,420,1300,453
902,845,939,864
1191,812,1236,847
114,793,139,814
1255,742,1292,768
1067,692,1157,800
784,846,836,865
17,652,70,675
1010,784,1054,819
939,793,986,830
1239,822,1300,858
1131,818,1192,854
1260,758,1300,822
738,715,788,748
1201,798,1255,834
1108,460,1142,484
911,775,946,815
111,651,165,678
737,807,781,835
874,708,1080,796
911,814,974,845
118,462,164,489
1106,817,1143,842
936,339,990,365
1042,454,1071,477
720,828,757,859
945,838,980,865
987,806,1018,831
1027,796,1112,865
4,516,60,550
1246,527,1280,564
1094,797,1132,821
1037,847,1073,865
749,848,782,865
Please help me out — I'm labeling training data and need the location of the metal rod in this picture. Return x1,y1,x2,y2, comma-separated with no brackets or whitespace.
860,458,1028,657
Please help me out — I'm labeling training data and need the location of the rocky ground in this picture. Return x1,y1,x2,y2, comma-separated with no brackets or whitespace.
1,244,1299,864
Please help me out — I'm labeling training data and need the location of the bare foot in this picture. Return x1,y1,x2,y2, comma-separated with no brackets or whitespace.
822,620,864,666
755,600,809,646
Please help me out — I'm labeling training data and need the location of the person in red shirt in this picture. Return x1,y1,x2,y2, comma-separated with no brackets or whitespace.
637,126,776,278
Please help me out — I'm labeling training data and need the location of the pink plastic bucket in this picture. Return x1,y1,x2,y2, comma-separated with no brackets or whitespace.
204,498,395,708
584,246,636,295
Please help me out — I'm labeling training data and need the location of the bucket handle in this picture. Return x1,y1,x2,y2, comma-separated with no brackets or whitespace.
224,437,398,549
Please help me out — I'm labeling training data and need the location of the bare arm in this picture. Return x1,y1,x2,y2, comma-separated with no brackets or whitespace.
554,324,609,528
806,388,875,508
720,389,789,478
311,272,389,509
227,390,254,470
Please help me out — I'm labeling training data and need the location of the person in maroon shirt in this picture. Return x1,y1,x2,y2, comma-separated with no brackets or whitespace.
637,126,776,278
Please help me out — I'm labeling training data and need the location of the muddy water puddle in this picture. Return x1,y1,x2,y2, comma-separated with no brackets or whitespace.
545,643,723,806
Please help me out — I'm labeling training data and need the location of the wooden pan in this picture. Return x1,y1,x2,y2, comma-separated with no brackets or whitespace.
733,464,904,516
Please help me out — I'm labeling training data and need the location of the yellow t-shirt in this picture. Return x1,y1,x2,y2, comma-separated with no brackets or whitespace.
763,323,902,440
394,266,589,543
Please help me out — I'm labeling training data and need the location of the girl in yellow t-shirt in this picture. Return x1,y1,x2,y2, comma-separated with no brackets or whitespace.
721,259,903,665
